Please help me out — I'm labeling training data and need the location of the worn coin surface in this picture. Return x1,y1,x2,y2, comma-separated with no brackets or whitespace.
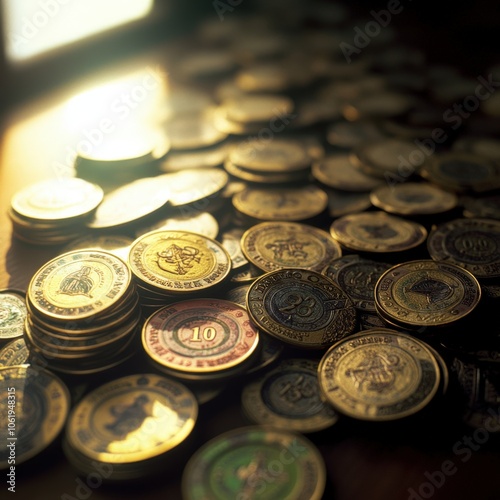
0,290,27,342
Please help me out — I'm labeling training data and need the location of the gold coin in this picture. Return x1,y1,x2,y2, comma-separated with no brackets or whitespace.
318,330,440,421
129,230,231,293
222,94,294,123
62,234,134,261
326,189,372,218
241,221,342,273
374,260,481,327
165,113,227,150
224,159,309,184
330,211,427,253
233,185,328,221
0,290,26,342
28,250,131,321
0,338,29,367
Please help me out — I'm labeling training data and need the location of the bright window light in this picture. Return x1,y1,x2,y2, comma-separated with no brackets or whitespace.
3,0,155,62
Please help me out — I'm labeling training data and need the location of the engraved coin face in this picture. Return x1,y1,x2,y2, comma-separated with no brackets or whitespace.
241,222,342,273
247,269,357,348
28,250,131,321
66,374,197,464
242,358,338,432
318,330,440,420
142,299,259,378
0,366,70,467
323,255,392,312
182,426,326,500
0,291,27,341
330,211,427,253
233,185,328,221
129,231,231,293
374,260,481,327
0,338,29,367
427,218,500,279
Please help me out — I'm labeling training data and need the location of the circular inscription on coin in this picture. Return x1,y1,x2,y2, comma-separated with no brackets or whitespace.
28,250,131,321
142,299,259,377
0,366,70,467
318,330,440,421
427,218,500,279
0,291,27,341
247,269,357,348
323,255,392,312
129,231,231,293
241,222,342,273
0,338,29,367
233,185,328,221
182,426,326,500
374,260,481,327
242,358,338,432
330,211,427,253
66,374,197,464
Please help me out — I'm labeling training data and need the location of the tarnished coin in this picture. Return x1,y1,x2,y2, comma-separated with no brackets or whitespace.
247,269,357,349
233,185,328,221
182,426,326,500
370,182,458,216
0,366,70,468
330,211,427,253
65,374,197,464
427,218,500,279
323,255,392,312
0,338,29,367
62,234,134,261
28,250,131,321
241,222,342,273
312,155,384,192
374,260,481,327
242,358,338,432
318,330,440,421
142,299,259,379
0,290,27,342
129,231,231,293
11,177,103,221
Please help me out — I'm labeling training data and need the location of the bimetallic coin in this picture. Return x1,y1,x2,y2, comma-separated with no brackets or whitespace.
129,231,231,294
182,426,326,500
0,366,70,468
233,185,328,221
318,330,440,421
62,235,134,262
142,299,259,379
28,250,131,321
323,255,392,312
0,290,27,341
247,269,357,349
242,358,338,432
374,260,481,327
241,222,342,273
370,182,458,216
66,374,197,464
330,211,427,253
427,218,500,279
0,338,29,367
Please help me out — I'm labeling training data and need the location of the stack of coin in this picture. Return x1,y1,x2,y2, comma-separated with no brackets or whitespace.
142,299,260,381
9,178,104,245
25,250,139,375
64,373,198,480
0,289,27,345
318,329,443,421
128,230,232,312
0,366,70,467
182,426,326,500
225,138,312,183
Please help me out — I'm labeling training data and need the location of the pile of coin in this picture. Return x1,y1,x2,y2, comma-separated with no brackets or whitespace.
9,178,103,245
0,289,27,345
24,250,139,375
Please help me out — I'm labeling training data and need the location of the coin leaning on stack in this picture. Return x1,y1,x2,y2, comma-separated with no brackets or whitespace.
25,250,140,375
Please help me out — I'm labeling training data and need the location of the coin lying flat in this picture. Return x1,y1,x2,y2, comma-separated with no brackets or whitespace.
326,189,372,218
182,426,326,500
0,366,70,468
247,269,357,349
0,290,27,342
242,358,338,432
427,218,500,279
241,222,342,273
62,234,134,261
318,330,441,421
330,211,427,253
374,260,481,328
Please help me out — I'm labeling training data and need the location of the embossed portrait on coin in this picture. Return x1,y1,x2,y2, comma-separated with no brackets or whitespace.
58,266,94,297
